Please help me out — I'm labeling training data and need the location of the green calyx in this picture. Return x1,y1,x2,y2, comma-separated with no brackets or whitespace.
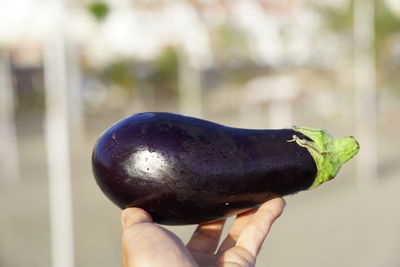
288,126,360,190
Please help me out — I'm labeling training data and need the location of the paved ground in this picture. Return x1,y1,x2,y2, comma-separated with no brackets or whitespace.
1,111,399,267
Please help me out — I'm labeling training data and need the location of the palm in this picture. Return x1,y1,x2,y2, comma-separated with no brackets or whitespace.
121,198,285,267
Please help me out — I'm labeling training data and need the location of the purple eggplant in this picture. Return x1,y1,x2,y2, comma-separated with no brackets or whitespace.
92,112,359,225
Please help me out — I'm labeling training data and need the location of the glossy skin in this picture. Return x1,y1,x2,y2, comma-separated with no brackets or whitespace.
92,112,317,225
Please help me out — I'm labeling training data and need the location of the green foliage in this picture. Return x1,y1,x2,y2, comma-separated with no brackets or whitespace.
314,1,353,31
375,1,400,94
88,1,109,22
150,46,179,95
153,46,178,83
312,1,399,95
210,22,251,66
102,58,136,91
375,0,400,58
98,46,179,98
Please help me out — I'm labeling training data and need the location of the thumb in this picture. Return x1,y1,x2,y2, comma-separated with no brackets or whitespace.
121,208,153,231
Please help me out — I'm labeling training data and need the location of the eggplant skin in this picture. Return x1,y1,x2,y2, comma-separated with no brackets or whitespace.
92,112,317,225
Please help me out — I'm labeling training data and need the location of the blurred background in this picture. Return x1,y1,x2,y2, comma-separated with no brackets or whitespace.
0,0,399,266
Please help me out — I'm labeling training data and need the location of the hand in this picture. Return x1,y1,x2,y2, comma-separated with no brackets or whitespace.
121,197,285,267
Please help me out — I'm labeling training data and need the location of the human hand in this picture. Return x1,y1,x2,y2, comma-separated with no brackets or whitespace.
121,197,285,267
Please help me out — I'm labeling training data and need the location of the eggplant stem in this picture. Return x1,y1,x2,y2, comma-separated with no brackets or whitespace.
333,136,360,164
290,127,360,190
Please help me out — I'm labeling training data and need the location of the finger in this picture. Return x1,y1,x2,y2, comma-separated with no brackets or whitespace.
187,219,226,254
236,197,285,257
216,208,257,254
121,208,197,267
121,208,153,266
121,207,153,231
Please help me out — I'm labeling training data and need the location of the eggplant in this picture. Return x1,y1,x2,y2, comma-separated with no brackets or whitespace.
92,112,359,225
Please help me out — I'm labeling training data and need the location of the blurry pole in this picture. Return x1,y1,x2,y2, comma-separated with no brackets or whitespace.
353,0,378,186
66,43,85,145
178,50,202,117
44,35,75,267
65,0,85,144
43,1,75,266
0,51,20,184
